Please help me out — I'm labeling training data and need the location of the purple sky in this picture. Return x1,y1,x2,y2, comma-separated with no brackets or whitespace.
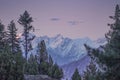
0,0,120,40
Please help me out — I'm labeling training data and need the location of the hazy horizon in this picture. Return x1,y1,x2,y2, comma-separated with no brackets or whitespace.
0,0,120,40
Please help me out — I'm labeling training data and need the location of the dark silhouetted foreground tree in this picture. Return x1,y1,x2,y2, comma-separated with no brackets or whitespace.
7,20,21,54
37,40,63,79
84,4,120,80
83,60,102,80
0,21,7,52
25,54,39,75
18,11,34,59
71,68,81,80
0,41,24,80
0,11,64,80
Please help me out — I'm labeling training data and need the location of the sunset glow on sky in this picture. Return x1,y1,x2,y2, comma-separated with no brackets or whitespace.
0,0,120,40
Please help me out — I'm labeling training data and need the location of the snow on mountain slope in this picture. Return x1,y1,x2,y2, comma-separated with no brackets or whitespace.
19,33,107,80
61,38,107,80
20,33,106,66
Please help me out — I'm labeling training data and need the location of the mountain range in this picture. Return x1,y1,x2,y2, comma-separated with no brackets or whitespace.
20,33,106,65
20,33,106,79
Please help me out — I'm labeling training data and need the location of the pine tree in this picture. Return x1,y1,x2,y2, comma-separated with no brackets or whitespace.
71,68,81,80
53,64,63,80
0,21,4,32
36,40,63,79
48,55,54,77
39,61,49,75
37,40,49,74
83,60,101,80
40,40,48,62
18,11,34,59
84,5,120,80
0,44,24,80
103,4,120,80
48,63,63,80
7,20,21,54
0,44,11,80
9,52,24,80
36,41,41,65
0,21,6,52
38,40,48,74
49,55,53,66
25,54,39,75
0,20,24,80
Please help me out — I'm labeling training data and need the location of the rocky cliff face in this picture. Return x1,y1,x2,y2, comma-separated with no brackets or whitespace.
24,75,58,80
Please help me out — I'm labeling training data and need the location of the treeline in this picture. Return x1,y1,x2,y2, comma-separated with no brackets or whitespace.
25,40,63,79
70,4,120,80
0,11,63,80
0,4,120,80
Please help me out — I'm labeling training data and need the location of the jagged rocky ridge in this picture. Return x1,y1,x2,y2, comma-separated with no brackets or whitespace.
20,33,106,66
20,33,106,80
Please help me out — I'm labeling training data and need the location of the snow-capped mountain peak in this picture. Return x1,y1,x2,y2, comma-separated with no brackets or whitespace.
20,33,106,65
50,34,63,48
